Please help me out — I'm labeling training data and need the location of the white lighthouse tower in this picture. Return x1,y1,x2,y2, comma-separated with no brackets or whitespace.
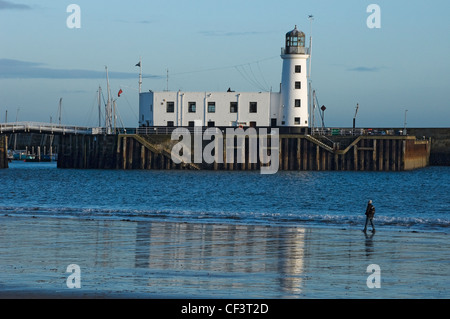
280,25,310,127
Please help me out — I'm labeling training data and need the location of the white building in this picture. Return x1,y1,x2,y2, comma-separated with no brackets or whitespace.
139,26,310,128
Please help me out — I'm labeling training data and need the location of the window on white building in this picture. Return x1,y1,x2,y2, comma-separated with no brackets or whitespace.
166,102,174,113
230,102,238,113
249,102,257,113
188,102,196,113
295,99,301,107
294,117,301,125
208,102,215,113
295,65,301,73
295,82,301,89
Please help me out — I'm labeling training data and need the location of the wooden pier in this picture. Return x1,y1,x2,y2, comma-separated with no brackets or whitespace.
56,132,431,172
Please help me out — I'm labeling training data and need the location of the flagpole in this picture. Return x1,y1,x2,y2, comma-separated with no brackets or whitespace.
138,56,142,94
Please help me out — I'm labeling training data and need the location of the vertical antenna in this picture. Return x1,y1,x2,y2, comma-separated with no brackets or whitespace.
308,15,314,133
166,68,169,92
308,15,314,79
138,56,142,93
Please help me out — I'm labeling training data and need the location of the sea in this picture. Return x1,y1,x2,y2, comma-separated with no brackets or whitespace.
1,161,449,234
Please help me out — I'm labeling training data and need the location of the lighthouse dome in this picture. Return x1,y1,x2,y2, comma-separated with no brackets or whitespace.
285,25,306,54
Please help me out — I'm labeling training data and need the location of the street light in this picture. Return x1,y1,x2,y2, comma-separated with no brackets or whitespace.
353,103,359,135
403,109,408,136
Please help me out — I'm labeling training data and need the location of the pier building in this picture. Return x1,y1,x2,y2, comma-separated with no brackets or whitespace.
139,26,310,129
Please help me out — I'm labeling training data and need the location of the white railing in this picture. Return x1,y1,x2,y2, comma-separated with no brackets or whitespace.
281,47,310,55
0,122,92,134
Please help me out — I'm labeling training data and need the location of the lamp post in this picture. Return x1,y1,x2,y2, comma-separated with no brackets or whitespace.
353,103,359,135
403,109,408,136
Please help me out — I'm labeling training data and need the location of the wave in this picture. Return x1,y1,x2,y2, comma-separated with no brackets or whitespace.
1,205,448,233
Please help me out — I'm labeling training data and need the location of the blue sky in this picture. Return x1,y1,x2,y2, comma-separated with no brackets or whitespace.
0,0,449,127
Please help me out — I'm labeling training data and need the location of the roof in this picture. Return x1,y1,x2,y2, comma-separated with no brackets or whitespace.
286,25,305,38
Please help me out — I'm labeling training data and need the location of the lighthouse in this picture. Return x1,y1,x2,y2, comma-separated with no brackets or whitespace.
280,25,310,127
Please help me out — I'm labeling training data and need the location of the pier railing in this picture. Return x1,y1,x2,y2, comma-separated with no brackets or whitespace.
0,121,411,138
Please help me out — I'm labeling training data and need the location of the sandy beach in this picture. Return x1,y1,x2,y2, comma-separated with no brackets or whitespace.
0,215,448,299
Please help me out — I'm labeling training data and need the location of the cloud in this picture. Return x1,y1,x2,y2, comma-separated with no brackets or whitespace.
348,66,384,72
0,0,31,10
0,59,161,79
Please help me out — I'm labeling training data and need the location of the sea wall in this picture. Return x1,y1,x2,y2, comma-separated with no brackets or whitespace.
407,128,450,166
57,133,430,172
0,135,8,169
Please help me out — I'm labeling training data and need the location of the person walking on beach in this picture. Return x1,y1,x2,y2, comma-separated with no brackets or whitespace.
363,200,376,233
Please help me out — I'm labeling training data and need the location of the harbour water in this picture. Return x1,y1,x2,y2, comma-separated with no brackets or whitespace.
1,162,449,233
0,161,449,298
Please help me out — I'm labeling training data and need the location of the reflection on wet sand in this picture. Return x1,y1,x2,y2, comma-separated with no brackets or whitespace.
134,222,307,296
1,216,448,298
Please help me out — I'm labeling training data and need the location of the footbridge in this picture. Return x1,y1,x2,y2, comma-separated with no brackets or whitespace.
0,122,93,135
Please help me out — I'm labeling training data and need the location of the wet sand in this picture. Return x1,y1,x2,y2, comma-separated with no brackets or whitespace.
0,215,448,299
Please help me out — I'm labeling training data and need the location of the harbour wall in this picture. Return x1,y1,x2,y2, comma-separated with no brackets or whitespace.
407,128,450,166
0,135,7,169
57,133,430,172
4,127,449,167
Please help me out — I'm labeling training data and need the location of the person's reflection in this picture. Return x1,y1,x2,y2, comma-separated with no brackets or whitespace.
364,231,375,256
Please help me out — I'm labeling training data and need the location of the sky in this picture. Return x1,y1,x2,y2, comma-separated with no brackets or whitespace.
0,0,449,128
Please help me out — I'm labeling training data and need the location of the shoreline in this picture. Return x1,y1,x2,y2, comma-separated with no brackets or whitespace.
0,215,448,299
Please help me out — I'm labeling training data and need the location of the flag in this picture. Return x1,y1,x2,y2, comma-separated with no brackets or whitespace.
118,89,123,97
135,62,141,67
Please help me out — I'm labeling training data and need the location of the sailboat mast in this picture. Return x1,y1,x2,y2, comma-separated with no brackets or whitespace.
58,98,62,125
98,86,102,127
105,66,112,134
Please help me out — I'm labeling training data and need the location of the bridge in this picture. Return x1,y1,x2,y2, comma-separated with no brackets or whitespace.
0,121,93,135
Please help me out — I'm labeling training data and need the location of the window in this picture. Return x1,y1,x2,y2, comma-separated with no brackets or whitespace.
208,102,215,113
295,81,301,89
166,102,174,113
295,65,301,73
250,121,257,128
188,102,196,113
207,121,215,127
295,99,301,107
167,121,174,127
294,117,301,125
249,102,257,113
188,121,195,127
271,118,277,127
230,102,238,113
